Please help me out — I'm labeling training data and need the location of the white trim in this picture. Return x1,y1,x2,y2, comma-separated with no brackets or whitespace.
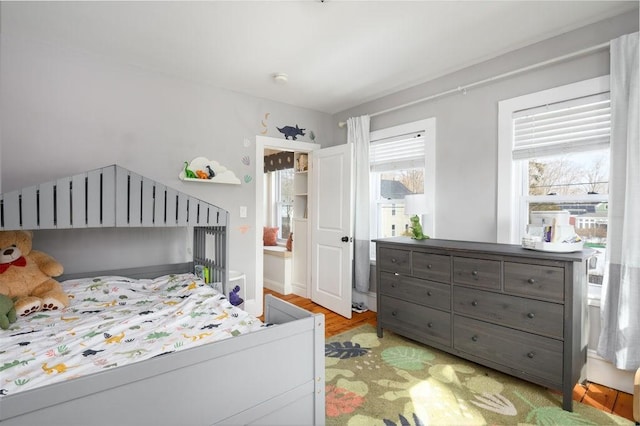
587,349,634,394
497,75,610,244
253,136,321,316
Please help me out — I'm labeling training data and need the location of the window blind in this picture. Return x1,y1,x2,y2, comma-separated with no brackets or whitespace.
370,131,425,172
512,92,610,160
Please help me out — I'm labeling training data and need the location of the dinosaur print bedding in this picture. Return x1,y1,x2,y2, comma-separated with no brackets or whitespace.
0,273,264,397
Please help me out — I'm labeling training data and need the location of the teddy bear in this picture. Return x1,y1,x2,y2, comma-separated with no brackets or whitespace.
0,294,17,329
0,230,69,317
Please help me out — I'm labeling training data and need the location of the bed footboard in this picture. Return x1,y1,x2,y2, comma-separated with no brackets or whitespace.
0,296,325,426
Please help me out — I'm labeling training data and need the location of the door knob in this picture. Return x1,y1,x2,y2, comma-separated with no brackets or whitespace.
341,236,349,242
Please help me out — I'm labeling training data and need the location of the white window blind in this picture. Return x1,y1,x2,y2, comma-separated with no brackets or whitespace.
370,132,425,172
512,92,610,160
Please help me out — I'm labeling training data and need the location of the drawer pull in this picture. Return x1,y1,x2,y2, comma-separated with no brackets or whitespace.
527,278,536,284
472,270,479,277
391,258,397,263
427,322,433,328
394,272,400,276
427,264,433,269
391,310,398,317
426,291,432,296
471,300,478,307
471,335,478,342
527,352,535,359
527,312,535,319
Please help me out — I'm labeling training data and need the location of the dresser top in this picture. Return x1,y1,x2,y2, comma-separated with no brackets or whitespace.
373,237,594,262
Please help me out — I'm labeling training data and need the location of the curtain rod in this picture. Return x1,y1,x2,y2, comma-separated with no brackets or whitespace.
337,41,610,128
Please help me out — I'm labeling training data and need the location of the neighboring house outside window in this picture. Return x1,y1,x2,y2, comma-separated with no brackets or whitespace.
497,76,610,300
369,118,436,260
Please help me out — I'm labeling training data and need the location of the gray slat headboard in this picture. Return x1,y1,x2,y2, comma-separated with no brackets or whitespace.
0,164,229,287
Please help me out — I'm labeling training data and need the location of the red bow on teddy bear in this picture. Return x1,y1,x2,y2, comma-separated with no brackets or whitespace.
0,256,26,274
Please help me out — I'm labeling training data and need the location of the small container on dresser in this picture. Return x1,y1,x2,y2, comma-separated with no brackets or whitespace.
374,237,593,412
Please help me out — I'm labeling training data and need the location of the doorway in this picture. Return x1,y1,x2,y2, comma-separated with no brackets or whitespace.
254,136,320,314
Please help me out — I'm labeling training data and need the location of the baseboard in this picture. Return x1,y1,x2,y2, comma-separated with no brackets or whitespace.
264,278,288,295
586,349,634,394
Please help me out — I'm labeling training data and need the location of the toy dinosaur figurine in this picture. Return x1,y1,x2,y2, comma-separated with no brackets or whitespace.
229,285,244,307
409,215,429,240
206,165,216,179
183,162,197,179
195,170,209,179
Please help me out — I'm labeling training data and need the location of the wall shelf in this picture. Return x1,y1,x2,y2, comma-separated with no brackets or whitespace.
179,157,241,185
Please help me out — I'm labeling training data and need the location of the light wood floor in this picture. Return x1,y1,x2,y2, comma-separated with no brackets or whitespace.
262,288,635,423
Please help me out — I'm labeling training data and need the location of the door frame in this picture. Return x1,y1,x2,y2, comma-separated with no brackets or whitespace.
254,136,320,314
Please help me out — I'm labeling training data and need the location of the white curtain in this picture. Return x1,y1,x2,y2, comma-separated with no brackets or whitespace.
597,32,640,370
348,115,371,293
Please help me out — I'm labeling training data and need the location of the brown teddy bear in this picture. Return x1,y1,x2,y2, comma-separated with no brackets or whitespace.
0,230,69,316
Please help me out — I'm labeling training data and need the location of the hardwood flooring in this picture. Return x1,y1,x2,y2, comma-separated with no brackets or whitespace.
262,288,635,423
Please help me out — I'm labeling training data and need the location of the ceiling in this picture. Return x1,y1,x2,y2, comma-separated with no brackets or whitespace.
2,1,638,114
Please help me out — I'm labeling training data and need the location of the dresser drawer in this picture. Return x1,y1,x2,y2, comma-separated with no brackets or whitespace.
378,247,411,274
453,257,501,290
412,252,451,283
454,316,562,386
504,262,565,302
380,271,450,311
379,295,451,347
453,287,563,339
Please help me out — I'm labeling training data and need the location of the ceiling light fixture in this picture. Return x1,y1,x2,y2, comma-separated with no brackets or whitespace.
273,73,289,85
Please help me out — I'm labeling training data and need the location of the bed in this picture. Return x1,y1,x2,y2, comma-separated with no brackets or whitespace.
0,165,325,426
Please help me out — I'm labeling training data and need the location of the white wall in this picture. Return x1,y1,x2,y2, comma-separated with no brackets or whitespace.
0,34,333,313
332,10,638,243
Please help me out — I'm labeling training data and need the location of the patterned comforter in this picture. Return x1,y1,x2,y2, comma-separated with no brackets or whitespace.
0,273,264,397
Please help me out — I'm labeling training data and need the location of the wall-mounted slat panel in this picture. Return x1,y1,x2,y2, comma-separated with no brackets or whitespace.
2,192,21,229
188,198,198,225
21,186,38,229
101,166,116,227
56,177,72,229
39,183,55,229
128,173,142,227
87,170,102,227
115,167,129,226
165,188,177,226
154,184,166,226
72,174,87,227
142,178,155,226
177,194,188,226
0,165,228,231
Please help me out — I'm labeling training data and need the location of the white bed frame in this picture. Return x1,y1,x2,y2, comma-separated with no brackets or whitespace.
0,165,326,425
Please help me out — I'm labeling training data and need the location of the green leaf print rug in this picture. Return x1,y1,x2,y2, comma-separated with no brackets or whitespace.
325,325,632,426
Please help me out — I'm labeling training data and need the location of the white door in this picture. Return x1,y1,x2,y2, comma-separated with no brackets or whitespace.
310,144,353,318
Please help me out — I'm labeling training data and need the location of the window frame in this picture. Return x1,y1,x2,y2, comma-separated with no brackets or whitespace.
497,76,610,301
497,75,610,244
369,118,436,259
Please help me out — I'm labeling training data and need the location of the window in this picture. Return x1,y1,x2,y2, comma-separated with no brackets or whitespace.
369,118,436,259
265,168,294,240
498,76,610,299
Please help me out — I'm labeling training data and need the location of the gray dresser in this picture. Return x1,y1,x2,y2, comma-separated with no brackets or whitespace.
374,237,593,411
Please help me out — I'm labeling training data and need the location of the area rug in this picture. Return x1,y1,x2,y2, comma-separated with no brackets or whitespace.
325,325,632,426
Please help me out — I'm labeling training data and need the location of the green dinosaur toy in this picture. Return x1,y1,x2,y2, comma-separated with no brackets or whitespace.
0,294,17,330
183,161,197,179
409,215,429,240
